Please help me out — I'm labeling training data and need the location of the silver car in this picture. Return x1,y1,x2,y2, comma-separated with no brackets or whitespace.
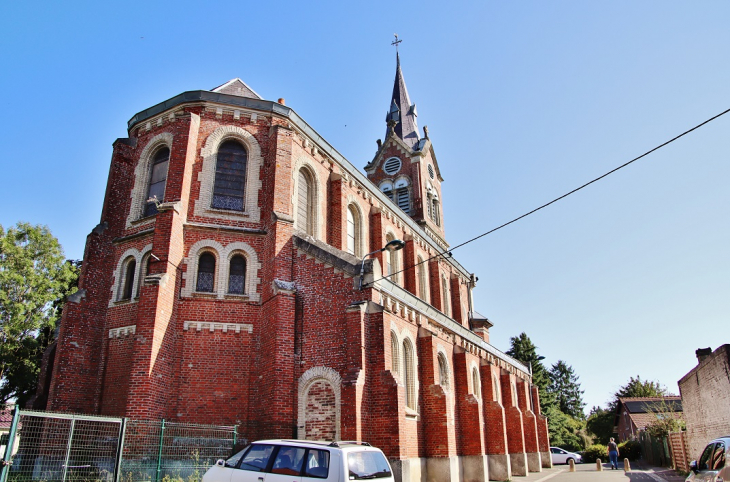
550,446,582,465
686,436,729,482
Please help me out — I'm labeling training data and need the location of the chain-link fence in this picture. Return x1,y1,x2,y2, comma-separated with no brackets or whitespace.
0,408,237,482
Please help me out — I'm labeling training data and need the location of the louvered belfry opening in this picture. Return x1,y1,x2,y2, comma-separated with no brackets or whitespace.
212,140,247,211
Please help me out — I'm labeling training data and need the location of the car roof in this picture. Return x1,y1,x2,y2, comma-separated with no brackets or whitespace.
252,439,378,450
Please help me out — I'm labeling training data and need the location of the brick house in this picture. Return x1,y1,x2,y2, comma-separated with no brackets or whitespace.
614,397,683,442
42,55,550,481
678,345,730,461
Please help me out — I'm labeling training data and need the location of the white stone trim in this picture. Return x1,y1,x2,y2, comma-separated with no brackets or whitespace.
126,133,174,228
183,321,253,333
297,366,342,441
195,125,263,223
470,361,482,398
109,325,136,338
291,156,324,240
109,244,152,306
181,239,261,301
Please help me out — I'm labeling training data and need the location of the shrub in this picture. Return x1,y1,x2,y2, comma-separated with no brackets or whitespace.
618,440,642,461
583,444,607,463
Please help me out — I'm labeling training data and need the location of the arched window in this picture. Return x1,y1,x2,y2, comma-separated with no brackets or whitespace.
493,375,501,402
136,253,152,297
297,168,315,236
212,140,247,211
346,204,362,257
391,331,400,376
228,254,246,294
472,367,481,398
403,339,417,410
442,275,450,316
394,178,410,214
196,252,216,293
438,353,449,389
380,181,394,201
119,257,136,301
144,147,170,217
417,256,428,301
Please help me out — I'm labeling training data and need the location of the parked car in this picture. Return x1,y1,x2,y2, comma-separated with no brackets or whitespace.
550,446,582,465
686,435,728,482
202,439,394,482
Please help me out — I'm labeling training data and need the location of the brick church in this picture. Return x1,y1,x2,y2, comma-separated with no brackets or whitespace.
43,54,551,481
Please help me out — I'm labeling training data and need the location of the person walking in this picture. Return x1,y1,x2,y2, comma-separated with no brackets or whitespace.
607,438,620,470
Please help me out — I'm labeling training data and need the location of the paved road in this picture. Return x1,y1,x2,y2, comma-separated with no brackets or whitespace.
515,461,686,482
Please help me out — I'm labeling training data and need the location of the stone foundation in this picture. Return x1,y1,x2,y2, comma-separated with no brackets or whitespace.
541,451,552,468
526,452,542,472
509,452,528,476
460,455,488,482
486,453,510,481
426,456,460,482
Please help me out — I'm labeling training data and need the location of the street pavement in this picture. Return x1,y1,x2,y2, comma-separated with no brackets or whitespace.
514,461,687,482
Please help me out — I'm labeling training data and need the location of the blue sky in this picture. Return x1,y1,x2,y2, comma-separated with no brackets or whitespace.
1,1,728,413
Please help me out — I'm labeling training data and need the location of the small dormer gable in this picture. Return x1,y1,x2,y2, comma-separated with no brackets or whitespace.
211,78,263,100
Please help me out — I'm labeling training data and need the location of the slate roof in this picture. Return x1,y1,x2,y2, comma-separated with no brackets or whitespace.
617,397,683,432
0,405,14,430
211,78,262,100
385,54,420,150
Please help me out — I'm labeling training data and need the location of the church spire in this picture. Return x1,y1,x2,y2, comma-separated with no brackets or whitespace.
386,49,420,150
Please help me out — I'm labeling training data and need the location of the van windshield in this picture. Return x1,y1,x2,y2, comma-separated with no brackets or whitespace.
347,451,392,479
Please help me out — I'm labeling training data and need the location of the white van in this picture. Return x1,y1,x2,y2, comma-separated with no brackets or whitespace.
202,439,394,482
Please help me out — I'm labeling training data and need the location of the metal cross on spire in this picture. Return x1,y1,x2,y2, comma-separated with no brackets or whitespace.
391,33,402,53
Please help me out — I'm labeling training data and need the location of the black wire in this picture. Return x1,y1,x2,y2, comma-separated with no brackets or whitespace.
367,107,730,287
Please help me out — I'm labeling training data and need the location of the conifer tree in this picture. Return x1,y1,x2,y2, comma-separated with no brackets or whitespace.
548,360,586,419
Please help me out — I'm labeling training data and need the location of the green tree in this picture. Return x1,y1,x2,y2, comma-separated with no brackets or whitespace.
586,405,615,445
506,333,555,413
548,360,586,419
0,222,79,405
614,376,667,400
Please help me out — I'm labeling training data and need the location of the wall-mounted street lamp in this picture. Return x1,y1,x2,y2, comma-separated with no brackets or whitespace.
358,239,406,290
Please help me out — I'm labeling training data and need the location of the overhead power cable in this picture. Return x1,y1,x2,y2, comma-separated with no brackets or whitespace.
368,107,730,286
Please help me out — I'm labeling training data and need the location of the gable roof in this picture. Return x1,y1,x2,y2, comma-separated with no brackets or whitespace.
619,397,683,414
211,78,262,100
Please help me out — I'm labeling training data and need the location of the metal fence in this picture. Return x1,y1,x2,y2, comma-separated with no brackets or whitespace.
0,408,237,482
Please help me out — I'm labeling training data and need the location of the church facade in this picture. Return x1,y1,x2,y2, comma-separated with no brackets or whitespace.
45,56,550,481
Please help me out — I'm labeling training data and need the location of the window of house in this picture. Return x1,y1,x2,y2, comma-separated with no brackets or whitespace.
437,353,449,389
212,140,247,211
403,339,417,410
297,168,315,236
144,147,170,217
417,256,428,301
119,257,136,301
346,205,362,257
472,367,481,398
196,252,216,293
228,254,246,294
391,331,400,376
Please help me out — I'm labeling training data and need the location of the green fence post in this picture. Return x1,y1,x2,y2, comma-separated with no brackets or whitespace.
155,419,166,482
114,418,127,482
0,406,21,482
233,426,237,452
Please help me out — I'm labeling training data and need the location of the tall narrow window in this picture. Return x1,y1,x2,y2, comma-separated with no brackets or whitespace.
137,253,151,297
212,140,247,211
297,168,315,236
442,275,450,316
196,252,216,293
493,376,501,402
403,339,417,410
432,199,441,226
472,367,481,398
145,147,170,217
391,331,400,376
346,205,361,256
228,255,246,294
417,256,427,301
396,188,410,213
386,234,399,285
438,353,449,389
120,258,136,301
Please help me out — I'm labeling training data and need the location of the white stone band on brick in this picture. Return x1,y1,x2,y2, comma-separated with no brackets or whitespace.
109,325,136,338
183,321,253,333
